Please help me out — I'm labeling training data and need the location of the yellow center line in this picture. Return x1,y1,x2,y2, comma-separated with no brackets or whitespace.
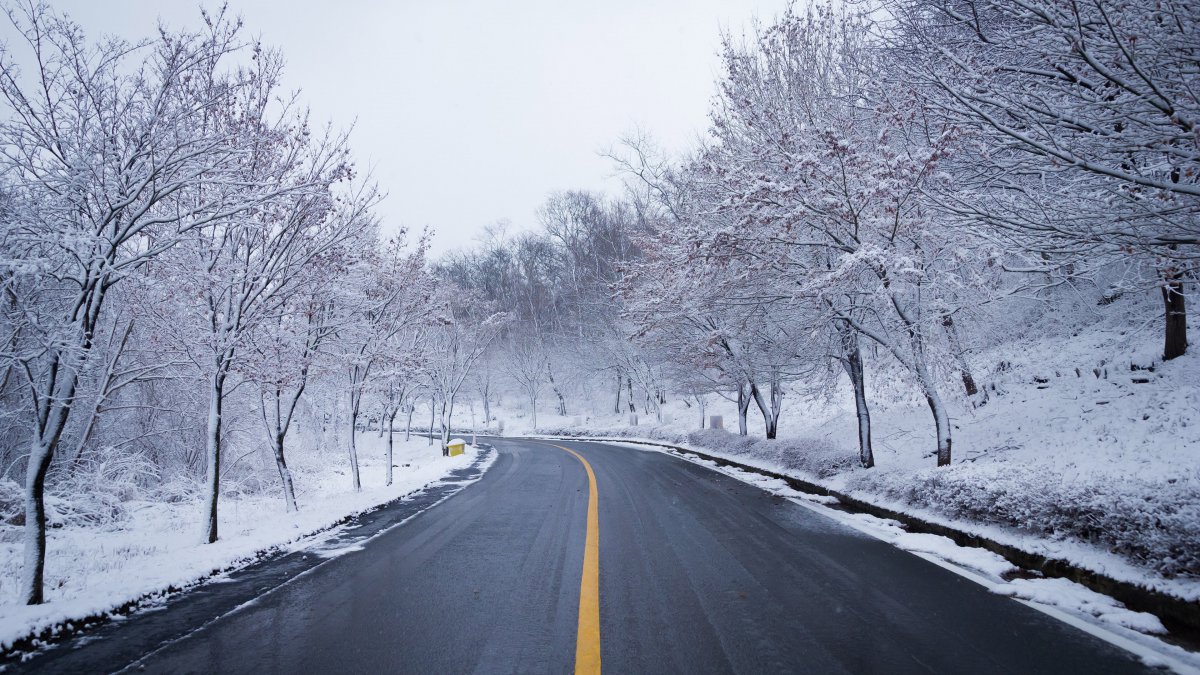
548,443,601,675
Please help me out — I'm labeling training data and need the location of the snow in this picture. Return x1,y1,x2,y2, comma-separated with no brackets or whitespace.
0,436,492,652
995,578,1167,635
895,533,1018,578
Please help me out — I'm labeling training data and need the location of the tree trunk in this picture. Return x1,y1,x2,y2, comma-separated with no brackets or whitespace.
614,370,623,414
22,442,53,605
887,294,953,466
405,401,414,442
272,431,298,512
626,376,636,412
1163,270,1187,360
910,336,952,466
386,407,399,486
22,355,81,604
841,332,874,468
265,387,301,513
20,275,102,604
530,396,538,430
737,382,751,436
925,391,952,467
438,397,456,452
547,362,567,416
204,369,226,543
428,397,436,447
942,315,978,396
750,381,779,440
439,399,448,453
768,376,782,439
698,395,706,430
347,393,362,492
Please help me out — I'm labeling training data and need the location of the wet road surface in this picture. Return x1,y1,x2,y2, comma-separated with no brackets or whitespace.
14,438,1154,673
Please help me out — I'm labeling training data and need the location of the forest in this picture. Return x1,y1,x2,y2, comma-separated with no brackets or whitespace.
0,0,1196,624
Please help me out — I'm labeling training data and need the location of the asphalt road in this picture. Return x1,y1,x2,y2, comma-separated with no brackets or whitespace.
21,438,1155,674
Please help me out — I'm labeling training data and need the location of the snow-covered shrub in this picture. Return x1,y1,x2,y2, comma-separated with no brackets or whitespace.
0,479,22,525
749,436,856,479
221,471,271,500
42,447,160,528
845,466,1200,578
153,473,205,504
684,429,757,454
679,428,855,478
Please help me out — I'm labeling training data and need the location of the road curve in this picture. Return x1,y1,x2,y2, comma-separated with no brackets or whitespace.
24,438,1153,674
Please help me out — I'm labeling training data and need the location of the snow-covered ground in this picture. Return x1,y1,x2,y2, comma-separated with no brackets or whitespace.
0,435,489,651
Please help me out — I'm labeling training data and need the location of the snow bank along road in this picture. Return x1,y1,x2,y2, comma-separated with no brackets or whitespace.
15,439,1158,673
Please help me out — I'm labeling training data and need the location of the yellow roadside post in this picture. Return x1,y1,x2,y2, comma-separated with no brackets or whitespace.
446,438,467,457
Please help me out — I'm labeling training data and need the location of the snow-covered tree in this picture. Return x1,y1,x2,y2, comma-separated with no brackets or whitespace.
245,183,376,511
0,6,267,603
503,337,548,430
884,0,1199,359
335,232,433,490
689,4,992,464
422,288,507,448
159,44,367,541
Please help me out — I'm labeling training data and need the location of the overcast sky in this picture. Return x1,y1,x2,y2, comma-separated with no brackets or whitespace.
9,1,783,256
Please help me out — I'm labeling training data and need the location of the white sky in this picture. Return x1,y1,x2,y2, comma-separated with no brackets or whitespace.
7,1,784,256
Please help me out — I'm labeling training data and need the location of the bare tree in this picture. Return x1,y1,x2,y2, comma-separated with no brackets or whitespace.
503,338,548,430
